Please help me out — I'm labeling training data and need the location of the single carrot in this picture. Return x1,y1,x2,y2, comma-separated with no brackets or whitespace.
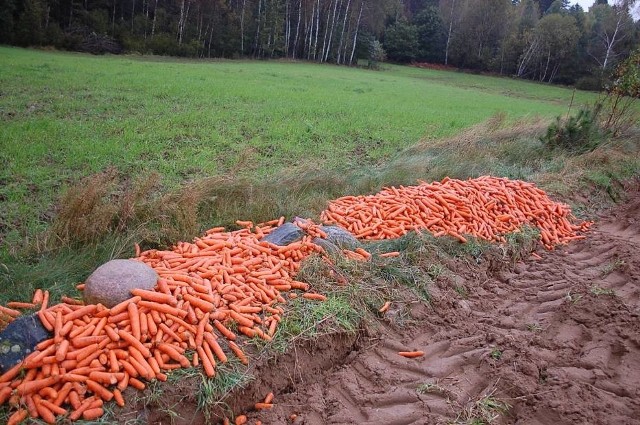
6,302,36,309
128,377,145,390
204,333,228,363
82,408,105,421
0,385,12,404
138,301,187,318
7,409,28,425
398,351,424,358
213,320,237,341
113,388,125,407
197,346,215,377
32,289,44,305
16,375,60,395
263,392,274,404
117,330,151,358
130,289,177,306
302,293,327,301
0,305,21,317
55,339,70,362
128,302,141,340
86,379,114,401
228,341,248,365
235,415,248,425
255,402,273,410
378,301,391,314
38,398,67,416
61,296,85,305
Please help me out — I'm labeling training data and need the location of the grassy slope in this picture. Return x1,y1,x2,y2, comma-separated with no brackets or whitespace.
0,47,596,245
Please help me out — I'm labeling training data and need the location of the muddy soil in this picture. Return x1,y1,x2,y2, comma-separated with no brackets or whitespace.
243,191,640,425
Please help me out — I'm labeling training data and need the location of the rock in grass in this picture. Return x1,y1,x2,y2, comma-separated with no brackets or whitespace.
312,237,341,256
0,314,51,373
261,222,305,246
83,259,158,308
320,225,359,250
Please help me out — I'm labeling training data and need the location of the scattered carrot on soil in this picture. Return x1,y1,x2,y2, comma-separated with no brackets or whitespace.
398,351,425,358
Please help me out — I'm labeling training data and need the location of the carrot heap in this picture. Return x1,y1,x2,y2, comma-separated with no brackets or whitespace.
321,176,592,250
0,221,327,423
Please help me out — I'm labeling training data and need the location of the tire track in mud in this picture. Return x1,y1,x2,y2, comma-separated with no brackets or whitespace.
253,192,640,425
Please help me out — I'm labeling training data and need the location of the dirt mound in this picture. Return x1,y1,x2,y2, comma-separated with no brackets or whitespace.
247,190,640,424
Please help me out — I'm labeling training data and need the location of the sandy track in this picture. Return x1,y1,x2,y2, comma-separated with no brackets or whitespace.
253,192,640,424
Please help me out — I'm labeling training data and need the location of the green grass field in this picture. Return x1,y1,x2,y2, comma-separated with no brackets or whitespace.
3,46,638,309
0,47,597,249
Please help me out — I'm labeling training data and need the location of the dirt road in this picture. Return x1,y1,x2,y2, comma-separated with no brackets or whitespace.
250,192,640,424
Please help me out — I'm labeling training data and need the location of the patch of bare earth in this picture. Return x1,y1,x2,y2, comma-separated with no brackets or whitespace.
128,189,640,424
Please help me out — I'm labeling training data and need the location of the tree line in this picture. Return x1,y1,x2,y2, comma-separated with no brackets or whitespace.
1,0,638,86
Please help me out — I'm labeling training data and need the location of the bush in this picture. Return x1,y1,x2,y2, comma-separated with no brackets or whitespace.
541,105,605,153
368,40,386,70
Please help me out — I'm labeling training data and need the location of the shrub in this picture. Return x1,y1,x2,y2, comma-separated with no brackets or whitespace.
541,105,605,153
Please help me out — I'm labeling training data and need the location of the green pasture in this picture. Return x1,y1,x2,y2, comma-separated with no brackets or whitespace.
0,46,597,248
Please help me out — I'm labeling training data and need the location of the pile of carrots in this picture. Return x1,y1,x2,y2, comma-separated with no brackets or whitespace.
0,220,328,424
0,176,592,423
321,176,592,250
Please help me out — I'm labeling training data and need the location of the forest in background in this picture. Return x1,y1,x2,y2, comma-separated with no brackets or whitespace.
0,0,639,86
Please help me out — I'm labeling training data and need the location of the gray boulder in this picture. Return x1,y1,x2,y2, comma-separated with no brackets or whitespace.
320,225,360,250
84,259,158,308
261,222,304,246
312,237,341,256
0,314,51,373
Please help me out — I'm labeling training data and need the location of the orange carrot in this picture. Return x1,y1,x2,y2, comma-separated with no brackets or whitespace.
33,395,56,423
204,333,228,363
7,409,28,425
130,289,177,306
86,379,114,401
235,415,248,425
117,330,150,358
197,346,215,377
38,398,67,416
157,343,191,368
109,296,142,316
378,301,391,313
113,388,125,407
0,305,21,317
61,296,84,305
263,392,274,404
302,293,327,301
255,402,273,410
0,385,12,404
138,301,187,318
128,302,141,340
228,341,248,365
82,408,105,421
398,351,424,358
6,302,36,309
16,375,60,395
213,320,237,341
